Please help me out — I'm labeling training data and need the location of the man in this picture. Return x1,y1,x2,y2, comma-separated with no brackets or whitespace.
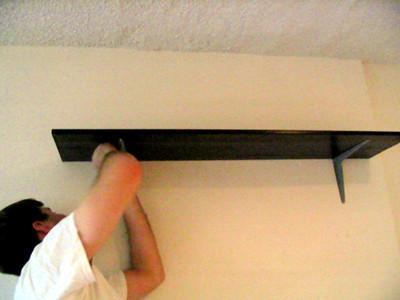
0,143,165,299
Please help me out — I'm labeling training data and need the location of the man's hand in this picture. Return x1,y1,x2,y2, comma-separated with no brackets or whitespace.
91,143,119,170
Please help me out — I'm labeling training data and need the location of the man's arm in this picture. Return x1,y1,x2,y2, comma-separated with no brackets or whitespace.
122,195,165,299
74,147,142,261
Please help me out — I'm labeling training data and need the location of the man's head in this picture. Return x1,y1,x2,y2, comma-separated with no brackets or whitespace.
32,206,66,241
0,199,66,276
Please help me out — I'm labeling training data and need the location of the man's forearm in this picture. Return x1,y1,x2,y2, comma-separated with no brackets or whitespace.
123,195,165,279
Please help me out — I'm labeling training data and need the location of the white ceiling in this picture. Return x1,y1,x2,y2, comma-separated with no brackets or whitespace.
1,1,399,64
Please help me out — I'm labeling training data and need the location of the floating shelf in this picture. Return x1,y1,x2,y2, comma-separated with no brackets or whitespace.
52,129,400,204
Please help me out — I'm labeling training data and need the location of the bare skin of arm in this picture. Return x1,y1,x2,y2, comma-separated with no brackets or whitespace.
74,145,142,261
122,195,165,298
73,143,165,299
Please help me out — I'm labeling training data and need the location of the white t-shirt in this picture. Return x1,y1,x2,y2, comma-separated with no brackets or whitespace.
14,212,127,300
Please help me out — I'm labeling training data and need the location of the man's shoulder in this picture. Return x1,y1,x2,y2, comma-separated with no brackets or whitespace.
14,212,97,299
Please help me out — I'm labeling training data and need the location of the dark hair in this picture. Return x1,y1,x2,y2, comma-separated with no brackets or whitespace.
0,198,49,276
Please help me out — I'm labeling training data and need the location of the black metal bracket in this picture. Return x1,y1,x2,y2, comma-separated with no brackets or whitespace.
333,140,370,204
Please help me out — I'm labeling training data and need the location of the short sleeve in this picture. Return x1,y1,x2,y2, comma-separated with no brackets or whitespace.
14,212,96,300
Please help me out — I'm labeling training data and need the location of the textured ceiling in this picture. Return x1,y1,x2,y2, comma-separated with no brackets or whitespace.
1,1,399,64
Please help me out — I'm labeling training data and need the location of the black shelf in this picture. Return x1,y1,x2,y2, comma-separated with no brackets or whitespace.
52,129,400,162
52,129,400,204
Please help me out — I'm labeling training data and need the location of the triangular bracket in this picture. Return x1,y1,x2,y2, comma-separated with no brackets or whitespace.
333,140,370,204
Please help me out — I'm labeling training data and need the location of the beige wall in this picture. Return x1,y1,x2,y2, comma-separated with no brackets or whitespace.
0,46,399,299
363,63,400,251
